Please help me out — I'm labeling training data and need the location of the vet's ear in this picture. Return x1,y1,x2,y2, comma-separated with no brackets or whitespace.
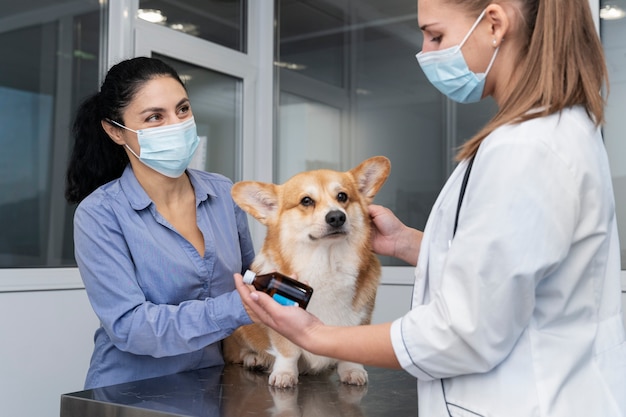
231,181,279,225
350,156,391,203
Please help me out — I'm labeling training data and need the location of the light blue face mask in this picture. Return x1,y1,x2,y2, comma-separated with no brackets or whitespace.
109,117,200,178
416,9,499,104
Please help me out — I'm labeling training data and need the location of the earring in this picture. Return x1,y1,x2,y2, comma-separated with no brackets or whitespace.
492,39,497,46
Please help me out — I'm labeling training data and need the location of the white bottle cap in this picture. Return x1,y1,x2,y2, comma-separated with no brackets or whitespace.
242,270,256,285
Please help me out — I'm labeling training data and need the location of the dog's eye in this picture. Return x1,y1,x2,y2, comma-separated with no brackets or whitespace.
300,196,314,207
337,192,348,203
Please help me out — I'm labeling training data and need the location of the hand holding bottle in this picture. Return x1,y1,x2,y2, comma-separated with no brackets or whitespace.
242,270,313,309
234,272,324,352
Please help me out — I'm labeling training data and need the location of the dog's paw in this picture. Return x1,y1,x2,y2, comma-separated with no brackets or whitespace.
268,370,299,388
337,363,368,386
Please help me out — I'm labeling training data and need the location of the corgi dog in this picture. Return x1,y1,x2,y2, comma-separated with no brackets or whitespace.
223,156,391,388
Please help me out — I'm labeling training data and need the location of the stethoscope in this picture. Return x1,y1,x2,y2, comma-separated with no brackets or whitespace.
443,153,476,417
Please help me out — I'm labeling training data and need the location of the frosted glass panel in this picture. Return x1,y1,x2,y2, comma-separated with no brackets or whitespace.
601,11,626,268
277,93,341,183
0,4,101,268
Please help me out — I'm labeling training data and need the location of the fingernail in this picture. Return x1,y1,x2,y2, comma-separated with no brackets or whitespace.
250,292,259,301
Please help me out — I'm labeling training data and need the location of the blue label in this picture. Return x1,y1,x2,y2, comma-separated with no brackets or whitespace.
272,293,298,307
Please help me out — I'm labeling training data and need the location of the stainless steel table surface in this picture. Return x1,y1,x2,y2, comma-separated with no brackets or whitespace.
61,364,417,416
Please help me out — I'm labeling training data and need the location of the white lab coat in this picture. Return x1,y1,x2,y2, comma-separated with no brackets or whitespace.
391,106,626,417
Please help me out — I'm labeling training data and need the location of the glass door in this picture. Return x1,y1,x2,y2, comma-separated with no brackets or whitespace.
598,0,626,294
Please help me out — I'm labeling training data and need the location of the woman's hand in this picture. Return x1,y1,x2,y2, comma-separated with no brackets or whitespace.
234,272,401,369
368,204,422,266
234,273,324,352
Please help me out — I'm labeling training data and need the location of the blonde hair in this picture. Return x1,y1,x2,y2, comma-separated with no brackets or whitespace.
452,0,608,160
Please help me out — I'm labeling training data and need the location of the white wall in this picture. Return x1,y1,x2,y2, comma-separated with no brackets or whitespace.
0,289,98,417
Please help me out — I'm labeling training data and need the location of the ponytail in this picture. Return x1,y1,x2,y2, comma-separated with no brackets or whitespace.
65,93,128,204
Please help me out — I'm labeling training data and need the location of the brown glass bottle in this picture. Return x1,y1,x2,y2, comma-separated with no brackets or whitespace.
243,270,313,309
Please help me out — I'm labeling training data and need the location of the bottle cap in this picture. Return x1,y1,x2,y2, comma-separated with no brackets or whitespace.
242,270,256,285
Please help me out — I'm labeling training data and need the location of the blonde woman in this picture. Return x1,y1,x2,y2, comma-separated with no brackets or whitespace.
236,0,626,416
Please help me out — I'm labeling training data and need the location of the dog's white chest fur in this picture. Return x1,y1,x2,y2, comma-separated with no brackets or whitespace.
258,244,366,320
286,244,366,324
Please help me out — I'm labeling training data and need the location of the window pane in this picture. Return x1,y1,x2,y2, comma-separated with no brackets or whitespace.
277,92,342,182
275,0,496,266
138,0,247,52
601,12,626,269
278,0,346,87
154,54,243,181
0,2,102,268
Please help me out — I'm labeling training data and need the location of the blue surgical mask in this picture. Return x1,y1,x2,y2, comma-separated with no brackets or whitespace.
109,117,200,178
416,9,499,104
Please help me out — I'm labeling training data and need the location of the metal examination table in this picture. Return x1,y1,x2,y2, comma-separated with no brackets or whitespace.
61,364,417,416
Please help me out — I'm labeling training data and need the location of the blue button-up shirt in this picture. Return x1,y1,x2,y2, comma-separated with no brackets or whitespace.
74,166,255,389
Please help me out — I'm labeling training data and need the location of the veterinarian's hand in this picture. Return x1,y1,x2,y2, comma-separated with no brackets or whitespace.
368,204,422,266
234,273,323,350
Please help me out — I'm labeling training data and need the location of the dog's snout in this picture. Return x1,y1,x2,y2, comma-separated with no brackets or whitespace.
325,210,346,228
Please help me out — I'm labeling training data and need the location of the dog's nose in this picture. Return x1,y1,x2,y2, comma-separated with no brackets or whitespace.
325,210,346,228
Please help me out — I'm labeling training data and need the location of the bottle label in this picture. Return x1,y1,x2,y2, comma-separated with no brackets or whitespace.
272,293,299,307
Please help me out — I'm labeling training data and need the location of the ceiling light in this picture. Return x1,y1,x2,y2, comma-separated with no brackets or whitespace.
73,50,96,60
274,61,307,71
600,4,626,20
137,9,167,24
170,23,199,36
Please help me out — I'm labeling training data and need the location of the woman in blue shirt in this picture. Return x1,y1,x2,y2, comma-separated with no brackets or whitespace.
65,57,255,389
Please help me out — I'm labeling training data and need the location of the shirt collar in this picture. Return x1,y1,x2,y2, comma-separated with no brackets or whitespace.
121,166,217,211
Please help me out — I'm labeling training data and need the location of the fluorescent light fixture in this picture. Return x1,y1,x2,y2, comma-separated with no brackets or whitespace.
274,61,307,71
179,74,193,83
170,23,199,36
600,4,626,20
137,9,167,24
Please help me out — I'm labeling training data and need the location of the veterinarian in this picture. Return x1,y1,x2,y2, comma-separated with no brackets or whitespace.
235,0,626,415
66,57,255,389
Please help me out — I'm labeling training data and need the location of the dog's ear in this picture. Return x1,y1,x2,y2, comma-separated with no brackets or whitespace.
350,156,391,203
231,181,279,225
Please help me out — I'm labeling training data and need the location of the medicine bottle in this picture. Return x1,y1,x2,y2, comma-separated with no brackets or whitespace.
243,270,313,309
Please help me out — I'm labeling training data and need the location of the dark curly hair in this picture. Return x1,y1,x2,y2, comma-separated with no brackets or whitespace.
65,57,185,204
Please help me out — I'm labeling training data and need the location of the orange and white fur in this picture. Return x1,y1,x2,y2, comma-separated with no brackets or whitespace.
223,156,391,388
